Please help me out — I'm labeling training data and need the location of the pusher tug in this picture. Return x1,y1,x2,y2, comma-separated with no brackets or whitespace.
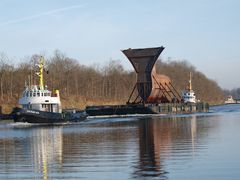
12,57,87,123
224,95,236,104
182,72,197,103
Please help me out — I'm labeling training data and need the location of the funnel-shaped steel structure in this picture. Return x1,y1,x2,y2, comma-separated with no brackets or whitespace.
122,47,165,103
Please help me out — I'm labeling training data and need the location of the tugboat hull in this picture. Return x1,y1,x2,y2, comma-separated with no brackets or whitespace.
12,108,88,124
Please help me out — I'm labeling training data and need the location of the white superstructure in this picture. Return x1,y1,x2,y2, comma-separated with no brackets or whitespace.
19,57,62,113
224,95,236,104
182,72,196,103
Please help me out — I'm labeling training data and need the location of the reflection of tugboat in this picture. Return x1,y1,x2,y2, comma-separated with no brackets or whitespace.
224,95,236,104
182,72,196,103
12,57,87,123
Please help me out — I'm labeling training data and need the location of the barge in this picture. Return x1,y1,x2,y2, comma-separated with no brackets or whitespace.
86,103,209,116
87,47,209,116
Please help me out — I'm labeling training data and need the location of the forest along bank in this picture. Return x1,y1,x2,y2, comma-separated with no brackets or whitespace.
0,49,223,114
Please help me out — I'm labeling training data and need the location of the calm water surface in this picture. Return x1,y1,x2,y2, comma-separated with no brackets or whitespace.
1,104,240,179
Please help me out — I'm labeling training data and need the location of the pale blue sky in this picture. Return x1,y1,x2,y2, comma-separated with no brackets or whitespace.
0,0,240,89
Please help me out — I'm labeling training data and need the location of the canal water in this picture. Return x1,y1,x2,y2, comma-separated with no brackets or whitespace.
0,104,240,179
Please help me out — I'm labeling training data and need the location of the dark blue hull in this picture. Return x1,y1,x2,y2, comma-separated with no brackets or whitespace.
12,108,88,124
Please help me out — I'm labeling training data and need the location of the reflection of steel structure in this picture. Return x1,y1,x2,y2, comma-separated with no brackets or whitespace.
122,47,181,104
135,116,198,178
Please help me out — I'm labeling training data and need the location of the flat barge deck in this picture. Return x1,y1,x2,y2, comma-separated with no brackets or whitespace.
86,102,209,116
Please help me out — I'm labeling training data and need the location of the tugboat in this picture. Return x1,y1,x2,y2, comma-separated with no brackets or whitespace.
12,57,88,123
224,95,236,104
182,72,197,103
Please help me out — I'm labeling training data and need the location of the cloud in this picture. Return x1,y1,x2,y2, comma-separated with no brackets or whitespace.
0,4,87,27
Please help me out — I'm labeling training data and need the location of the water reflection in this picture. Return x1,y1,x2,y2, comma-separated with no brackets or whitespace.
0,114,221,179
0,126,63,179
31,127,63,180
136,117,168,179
134,115,214,179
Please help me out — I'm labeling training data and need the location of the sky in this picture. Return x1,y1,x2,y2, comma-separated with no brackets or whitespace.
0,0,240,89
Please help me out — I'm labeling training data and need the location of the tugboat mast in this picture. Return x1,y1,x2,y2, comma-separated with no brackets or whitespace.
188,72,192,91
36,56,44,89
181,72,196,103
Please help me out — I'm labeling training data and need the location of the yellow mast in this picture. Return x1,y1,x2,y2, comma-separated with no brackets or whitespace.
189,72,192,91
36,56,44,89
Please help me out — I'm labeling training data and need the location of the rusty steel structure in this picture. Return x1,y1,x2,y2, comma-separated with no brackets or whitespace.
122,47,181,104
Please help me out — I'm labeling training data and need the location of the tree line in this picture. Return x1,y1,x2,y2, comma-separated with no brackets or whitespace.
0,50,225,113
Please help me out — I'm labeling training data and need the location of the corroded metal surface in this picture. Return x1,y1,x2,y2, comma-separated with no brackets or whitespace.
123,46,181,104
147,67,171,103
122,47,165,102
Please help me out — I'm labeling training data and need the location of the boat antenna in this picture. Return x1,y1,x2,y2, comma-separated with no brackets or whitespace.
36,56,44,89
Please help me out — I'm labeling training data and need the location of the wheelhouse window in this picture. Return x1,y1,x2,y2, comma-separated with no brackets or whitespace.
42,104,48,108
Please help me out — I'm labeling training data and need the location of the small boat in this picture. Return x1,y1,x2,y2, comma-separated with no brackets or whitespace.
224,95,236,104
12,57,87,123
182,72,197,103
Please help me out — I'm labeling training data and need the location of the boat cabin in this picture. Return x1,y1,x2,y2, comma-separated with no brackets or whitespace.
19,85,61,113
